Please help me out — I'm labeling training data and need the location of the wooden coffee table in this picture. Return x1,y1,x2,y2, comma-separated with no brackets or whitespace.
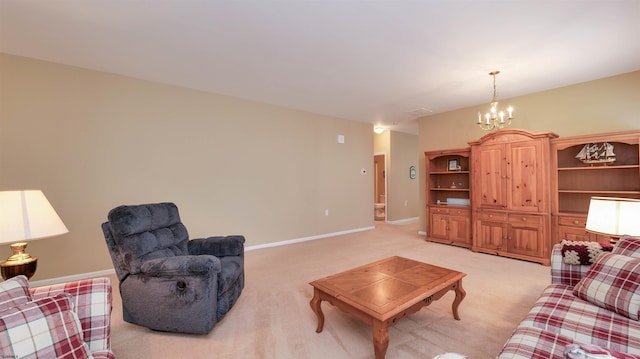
309,256,466,359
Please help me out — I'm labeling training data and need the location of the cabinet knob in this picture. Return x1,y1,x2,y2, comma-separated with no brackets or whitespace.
522,217,527,221
573,220,579,225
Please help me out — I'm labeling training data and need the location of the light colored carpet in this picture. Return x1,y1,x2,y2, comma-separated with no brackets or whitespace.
109,221,550,358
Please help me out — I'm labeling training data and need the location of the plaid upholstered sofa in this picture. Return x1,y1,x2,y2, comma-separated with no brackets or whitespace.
497,235,640,358
0,276,114,359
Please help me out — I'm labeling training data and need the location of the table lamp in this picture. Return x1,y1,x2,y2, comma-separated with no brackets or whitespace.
585,196,640,244
0,190,68,280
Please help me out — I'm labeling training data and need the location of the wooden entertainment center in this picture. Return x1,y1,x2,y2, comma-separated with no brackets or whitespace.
425,129,640,265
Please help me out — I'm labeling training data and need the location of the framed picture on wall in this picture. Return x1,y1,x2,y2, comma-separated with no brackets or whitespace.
448,159,459,171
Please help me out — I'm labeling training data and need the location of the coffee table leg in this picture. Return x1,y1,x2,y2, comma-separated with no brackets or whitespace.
372,320,389,359
310,288,325,333
452,279,466,320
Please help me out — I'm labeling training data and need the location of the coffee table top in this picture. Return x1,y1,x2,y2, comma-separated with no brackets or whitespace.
309,256,466,321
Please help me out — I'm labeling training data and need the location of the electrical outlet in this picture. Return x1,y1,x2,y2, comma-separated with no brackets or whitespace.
324,209,329,216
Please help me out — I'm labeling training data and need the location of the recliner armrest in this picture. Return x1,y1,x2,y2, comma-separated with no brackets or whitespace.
188,235,245,257
140,255,221,276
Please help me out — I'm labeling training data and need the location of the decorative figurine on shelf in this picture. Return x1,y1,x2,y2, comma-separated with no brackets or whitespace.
450,182,457,189
576,142,616,166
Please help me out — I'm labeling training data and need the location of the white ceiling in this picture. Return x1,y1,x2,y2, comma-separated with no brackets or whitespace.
1,1,639,134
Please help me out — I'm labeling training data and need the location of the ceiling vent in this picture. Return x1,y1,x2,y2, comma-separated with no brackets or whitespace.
406,108,433,118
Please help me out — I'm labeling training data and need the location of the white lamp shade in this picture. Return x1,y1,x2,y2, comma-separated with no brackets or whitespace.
0,190,69,244
585,197,640,237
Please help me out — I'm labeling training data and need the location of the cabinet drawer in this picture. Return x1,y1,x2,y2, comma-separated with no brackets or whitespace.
558,215,587,228
508,213,543,225
430,207,450,214
449,208,470,217
476,211,506,221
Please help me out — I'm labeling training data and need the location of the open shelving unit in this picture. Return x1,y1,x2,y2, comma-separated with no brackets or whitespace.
551,130,640,243
425,148,471,248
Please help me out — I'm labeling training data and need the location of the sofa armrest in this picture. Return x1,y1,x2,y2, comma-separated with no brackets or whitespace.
188,235,245,257
30,277,112,353
140,255,221,276
550,244,592,286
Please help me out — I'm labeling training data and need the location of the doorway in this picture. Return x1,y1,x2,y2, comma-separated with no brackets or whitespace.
374,154,386,221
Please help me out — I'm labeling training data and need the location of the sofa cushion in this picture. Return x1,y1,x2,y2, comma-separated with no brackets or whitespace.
573,253,640,320
498,326,574,359
0,293,92,359
521,284,640,352
0,275,31,311
30,278,112,353
612,235,640,258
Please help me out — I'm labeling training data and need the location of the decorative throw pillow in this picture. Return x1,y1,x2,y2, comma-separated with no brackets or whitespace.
573,252,640,320
0,293,92,359
561,240,614,265
612,235,640,258
0,275,32,311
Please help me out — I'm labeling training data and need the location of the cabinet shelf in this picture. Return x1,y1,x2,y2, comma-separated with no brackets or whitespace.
430,188,470,192
558,189,640,194
430,171,470,175
557,165,639,171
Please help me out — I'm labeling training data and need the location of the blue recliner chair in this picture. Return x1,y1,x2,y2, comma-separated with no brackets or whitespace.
101,202,245,334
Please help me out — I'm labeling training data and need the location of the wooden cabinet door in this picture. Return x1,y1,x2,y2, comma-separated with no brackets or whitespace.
507,221,544,258
449,215,471,245
508,141,543,212
475,219,506,251
476,144,507,209
430,213,449,240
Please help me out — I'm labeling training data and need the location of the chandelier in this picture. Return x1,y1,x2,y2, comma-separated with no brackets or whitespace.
477,71,514,131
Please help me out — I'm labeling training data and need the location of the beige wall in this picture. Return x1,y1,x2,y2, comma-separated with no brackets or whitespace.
388,131,419,222
418,70,640,232
373,130,420,222
0,54,374,280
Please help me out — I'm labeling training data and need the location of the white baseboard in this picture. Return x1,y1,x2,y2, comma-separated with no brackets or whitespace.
386,217,418,225
30,269,116,288
29,225,379,286
245,226,375,252
418,230,427,236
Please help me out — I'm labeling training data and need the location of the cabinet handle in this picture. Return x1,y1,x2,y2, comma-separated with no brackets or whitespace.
522,217,527,221
573,220,579,225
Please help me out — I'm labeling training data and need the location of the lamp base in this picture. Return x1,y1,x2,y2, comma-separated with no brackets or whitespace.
0,242,38,280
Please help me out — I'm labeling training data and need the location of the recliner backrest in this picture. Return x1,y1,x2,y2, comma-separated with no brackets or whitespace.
103,203,189,275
